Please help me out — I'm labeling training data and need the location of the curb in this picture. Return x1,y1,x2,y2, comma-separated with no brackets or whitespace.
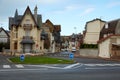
7,58,13,63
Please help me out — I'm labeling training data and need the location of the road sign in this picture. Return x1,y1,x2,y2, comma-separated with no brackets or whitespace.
20,54,25,61
69,53,74,59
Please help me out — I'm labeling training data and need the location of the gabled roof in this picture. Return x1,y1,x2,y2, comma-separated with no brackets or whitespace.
99,19,120,39
19,6,37,26
44,19,54,32
44,19,61,32
86,18,106,24
0,27,10,37
85,18,106,29
9,6,42,30
45,19,54,26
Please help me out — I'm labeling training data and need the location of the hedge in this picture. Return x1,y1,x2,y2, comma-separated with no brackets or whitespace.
80,44,98,49
0,42,10,52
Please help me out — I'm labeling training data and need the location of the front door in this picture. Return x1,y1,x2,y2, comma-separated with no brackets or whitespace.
23,44,32,53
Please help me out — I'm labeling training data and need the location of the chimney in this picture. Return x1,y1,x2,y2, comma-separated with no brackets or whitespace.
34,6,38,22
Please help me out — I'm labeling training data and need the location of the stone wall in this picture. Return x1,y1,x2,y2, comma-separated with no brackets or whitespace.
79,49,98,58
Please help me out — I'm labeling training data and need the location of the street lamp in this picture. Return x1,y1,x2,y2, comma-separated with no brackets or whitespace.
74,27,77,34
71,33,76,53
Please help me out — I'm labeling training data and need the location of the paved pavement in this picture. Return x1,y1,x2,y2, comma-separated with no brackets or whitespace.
0,53,14,65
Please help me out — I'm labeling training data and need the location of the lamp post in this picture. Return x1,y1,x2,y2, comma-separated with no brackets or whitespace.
71,33,76,53
74,27,77,34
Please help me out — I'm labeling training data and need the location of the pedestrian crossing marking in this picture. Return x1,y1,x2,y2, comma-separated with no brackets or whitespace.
15,64,24,68
3,65,11,68
2,64,24,69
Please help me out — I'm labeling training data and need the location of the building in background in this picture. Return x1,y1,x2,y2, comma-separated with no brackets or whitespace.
0,27,10,43
0,27,10,52
98,19,120,58
84,18,105,44
42,19,61,53
60,33,83,52
99,19,120,39
61,36,70,51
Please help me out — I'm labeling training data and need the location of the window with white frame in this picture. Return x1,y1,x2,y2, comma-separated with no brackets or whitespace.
26,19,30,24
25,29,30,36
105,23,108,29
104,34,107,38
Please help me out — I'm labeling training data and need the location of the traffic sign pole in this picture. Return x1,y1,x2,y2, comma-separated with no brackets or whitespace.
69,53,74,60
20,54,25,61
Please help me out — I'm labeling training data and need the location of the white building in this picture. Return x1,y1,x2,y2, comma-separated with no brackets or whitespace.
98,35,120,58
98,19,120,58
84,18,105,44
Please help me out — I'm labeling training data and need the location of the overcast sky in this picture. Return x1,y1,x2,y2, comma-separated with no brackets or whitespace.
0,0,120,35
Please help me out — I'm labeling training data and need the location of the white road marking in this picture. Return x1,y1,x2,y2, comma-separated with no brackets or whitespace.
84,64,96,66
84,63,120,67
85,67,108,70
0,68,48,72
25,63,81,69
15,64,24,68
85,67,120,70
25,65,63,69
3,65,11,68
63,63,80,69
113,64,120,66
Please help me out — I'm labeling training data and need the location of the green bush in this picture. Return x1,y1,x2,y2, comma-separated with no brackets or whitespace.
80,44,98,49
0,42,10,52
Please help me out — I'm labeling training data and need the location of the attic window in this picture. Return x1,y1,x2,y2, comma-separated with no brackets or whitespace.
26,19,30,24
105,23,108,29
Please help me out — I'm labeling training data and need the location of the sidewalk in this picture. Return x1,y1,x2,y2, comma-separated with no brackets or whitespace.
0,53,13,65
73,50,120,62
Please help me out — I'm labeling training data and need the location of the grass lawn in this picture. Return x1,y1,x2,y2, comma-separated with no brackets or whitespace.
9,56,74,64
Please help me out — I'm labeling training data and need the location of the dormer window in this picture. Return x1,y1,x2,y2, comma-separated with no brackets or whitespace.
105,23,108,29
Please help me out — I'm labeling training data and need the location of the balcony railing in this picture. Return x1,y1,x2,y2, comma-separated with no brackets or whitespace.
23,24,32,30
23,36,33,39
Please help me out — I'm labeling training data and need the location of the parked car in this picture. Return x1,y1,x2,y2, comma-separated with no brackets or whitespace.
72,47,76,52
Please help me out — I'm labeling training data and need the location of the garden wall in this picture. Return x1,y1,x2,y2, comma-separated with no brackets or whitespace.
79,49,98,58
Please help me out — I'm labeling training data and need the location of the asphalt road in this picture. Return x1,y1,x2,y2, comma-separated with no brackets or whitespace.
0,53,13,65
0,65,120,80
0,53,120,80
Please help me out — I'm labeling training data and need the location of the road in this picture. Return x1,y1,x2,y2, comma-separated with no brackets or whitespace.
0,53,120,80
0,63,120,80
